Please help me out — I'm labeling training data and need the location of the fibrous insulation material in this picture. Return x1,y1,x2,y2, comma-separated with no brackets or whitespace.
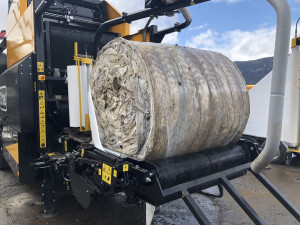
90,38,249,161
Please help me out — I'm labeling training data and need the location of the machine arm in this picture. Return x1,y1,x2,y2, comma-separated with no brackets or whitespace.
93,0,209,57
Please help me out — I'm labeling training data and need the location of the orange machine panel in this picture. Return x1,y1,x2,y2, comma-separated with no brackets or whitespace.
5,143,19,164
125,30,150,42
7,2,35,68
6,0,28,35
105,1,130,37
20,0,28,17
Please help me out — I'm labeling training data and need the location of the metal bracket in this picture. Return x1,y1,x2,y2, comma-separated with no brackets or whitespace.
177,164,300,225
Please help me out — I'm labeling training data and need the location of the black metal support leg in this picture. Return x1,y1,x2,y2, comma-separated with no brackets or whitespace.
38,168,58,219
219,176,266,225
251,171,300,222
181,190,211,225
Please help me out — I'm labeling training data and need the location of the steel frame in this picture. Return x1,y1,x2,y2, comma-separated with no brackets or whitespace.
176,163,300,225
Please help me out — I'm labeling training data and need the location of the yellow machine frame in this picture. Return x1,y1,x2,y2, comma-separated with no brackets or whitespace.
6,0,35,68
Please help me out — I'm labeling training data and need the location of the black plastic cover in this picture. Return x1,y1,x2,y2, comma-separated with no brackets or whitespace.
145,0,168,8
0,53,6,74
49,23,95,69
0,55,35,133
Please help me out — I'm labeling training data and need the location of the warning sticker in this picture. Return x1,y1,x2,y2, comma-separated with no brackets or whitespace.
123,164,129,172
64,140,68,152
39,90,46,148
37,62,44,73
102,163,112,185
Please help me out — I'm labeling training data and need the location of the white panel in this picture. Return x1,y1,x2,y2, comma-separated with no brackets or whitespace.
80,65,89,126
243,71,271,138
244,47,300,145
67,65,80,127
67,65,91,128
281,48,300,144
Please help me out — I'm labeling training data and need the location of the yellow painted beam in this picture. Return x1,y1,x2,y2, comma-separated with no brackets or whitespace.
20,0,27,17
247,85,255,90
7,2,35,68
6,0,28,35
105,1,130,37
5,143,19,164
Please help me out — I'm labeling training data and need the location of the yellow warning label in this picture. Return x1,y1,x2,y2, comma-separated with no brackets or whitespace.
64,140,68,152
102,163,112,185
39,90,46,148
81,149,84,157
113,170,117,178
37,62,44,73
123,164,129,172
98,168,102,176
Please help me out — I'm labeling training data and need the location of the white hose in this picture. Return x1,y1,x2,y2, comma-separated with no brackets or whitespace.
251,0,291,173
179,7,192,24
165,0,192,24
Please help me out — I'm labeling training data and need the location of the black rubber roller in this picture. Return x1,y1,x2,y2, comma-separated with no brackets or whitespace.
153,145,250,189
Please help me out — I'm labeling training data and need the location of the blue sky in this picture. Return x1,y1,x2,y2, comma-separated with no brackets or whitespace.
0,0,299,61
182,0,279,44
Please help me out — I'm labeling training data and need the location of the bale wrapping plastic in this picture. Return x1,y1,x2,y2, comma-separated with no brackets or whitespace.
90,38,249,161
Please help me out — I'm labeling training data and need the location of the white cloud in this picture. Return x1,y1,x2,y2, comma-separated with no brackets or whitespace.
185,27,278,61
106,0,145,15
186,25,296,61
162,32,179,44
186,29,217,48
189,23,208,31
0,2,8,31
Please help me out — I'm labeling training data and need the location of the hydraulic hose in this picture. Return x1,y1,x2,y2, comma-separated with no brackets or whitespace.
251,0,291,173
179,7,192,25
165,0,192,25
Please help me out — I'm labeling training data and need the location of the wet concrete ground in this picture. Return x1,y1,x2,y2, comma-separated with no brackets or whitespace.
0,156,299,225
